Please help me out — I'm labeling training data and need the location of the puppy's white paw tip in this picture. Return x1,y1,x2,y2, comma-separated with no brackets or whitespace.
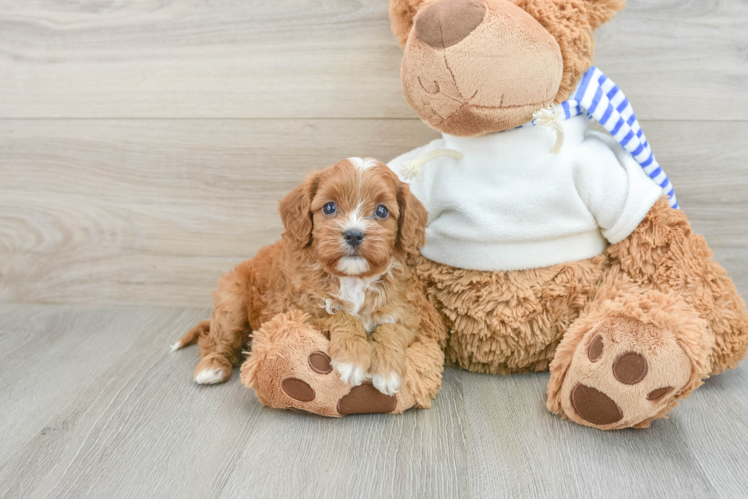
333,362,366,386
170,341,182,352
195,368,225,385
372,374,400,396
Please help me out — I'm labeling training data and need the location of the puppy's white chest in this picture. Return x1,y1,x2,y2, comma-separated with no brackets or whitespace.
335,276,372,312
324,276,393,333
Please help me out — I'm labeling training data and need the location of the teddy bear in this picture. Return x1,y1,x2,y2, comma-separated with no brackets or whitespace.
385,0,748,429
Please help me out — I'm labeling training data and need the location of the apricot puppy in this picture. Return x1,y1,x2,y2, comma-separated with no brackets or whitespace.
175,158,429,396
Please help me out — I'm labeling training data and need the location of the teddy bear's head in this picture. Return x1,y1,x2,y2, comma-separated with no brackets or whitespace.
390,0,626,136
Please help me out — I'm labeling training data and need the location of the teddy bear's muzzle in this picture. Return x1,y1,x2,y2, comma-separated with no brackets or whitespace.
402,0,564,136
414,0,486,49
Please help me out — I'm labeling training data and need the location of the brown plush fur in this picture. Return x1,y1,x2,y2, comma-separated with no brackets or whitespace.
410,252,606,374
392,0,625,136
606,197,748,374
389,0,748,430
547,292,712,429
413,198,748,428
176,158,447,415
513,0,625,104
390,0,437,48
401,0,564,136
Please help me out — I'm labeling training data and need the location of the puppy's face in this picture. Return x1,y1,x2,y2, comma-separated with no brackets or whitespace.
279,158,428,278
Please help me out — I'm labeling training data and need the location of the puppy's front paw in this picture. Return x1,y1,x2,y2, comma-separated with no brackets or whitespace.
328,316,372,387
331,361,366,386
370,342,406,396
372,373,401,396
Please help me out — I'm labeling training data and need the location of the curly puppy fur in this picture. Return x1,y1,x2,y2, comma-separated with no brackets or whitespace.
178,158,447,411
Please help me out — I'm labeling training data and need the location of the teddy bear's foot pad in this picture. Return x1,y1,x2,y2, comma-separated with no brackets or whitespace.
337,383,397,415
308,351,333,374
570,384,622,426
559,317,691,429
280,359,397,414
281,377,316,402
647,386,674,400
242,312,431,417
571,348,674,425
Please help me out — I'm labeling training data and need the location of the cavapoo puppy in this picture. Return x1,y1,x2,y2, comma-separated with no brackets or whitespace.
175,157,431,396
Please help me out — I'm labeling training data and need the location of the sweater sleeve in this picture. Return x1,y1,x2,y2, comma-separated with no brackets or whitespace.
574,131,664,244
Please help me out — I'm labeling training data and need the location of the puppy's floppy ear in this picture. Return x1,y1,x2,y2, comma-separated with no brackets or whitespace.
396,181,428,254
584,0,626,29
279,172,319,248
390,0,432,48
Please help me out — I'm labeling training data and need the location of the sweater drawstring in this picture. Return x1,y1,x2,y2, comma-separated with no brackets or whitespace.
401,149,464,180
533,104,564,154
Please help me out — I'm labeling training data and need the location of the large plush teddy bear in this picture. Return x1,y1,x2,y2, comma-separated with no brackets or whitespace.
216,0,747,430
386,0,748,429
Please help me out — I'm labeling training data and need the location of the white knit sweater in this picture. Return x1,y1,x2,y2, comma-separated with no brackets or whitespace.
388,114,664,272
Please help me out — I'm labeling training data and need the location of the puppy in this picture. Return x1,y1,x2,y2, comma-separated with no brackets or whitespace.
174,157,429,395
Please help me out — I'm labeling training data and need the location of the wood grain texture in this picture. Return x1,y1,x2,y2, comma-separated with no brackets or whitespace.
1,0,748,496
1,118,747,307
0,118,439,306
0,0,746,120
1,303,747,498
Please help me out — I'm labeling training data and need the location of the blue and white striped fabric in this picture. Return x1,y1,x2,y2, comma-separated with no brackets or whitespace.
533,66,678,209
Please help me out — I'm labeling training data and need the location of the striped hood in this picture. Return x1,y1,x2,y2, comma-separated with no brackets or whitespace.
531,66,678,209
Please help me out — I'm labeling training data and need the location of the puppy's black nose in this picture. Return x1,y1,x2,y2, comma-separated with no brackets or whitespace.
343,229,365,248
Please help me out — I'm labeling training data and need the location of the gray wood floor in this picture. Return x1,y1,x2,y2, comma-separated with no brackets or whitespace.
1,303,748,498
2,0,748,497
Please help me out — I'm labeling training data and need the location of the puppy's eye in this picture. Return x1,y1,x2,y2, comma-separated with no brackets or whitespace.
323,201,336,215
375,204,389,219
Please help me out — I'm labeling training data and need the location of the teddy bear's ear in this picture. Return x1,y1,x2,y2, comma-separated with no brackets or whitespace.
390,0,431,48
584,0,626,29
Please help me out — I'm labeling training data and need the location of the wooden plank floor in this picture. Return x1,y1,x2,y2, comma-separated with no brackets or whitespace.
2,0,748,497
1,303,747,498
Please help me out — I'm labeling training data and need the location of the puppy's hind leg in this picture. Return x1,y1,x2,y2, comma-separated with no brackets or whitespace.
194,262,256,385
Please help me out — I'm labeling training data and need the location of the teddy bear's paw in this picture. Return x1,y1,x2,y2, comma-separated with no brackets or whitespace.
242,313,404,417
558,317,692,430
277,352,397,416
337,382,397,415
